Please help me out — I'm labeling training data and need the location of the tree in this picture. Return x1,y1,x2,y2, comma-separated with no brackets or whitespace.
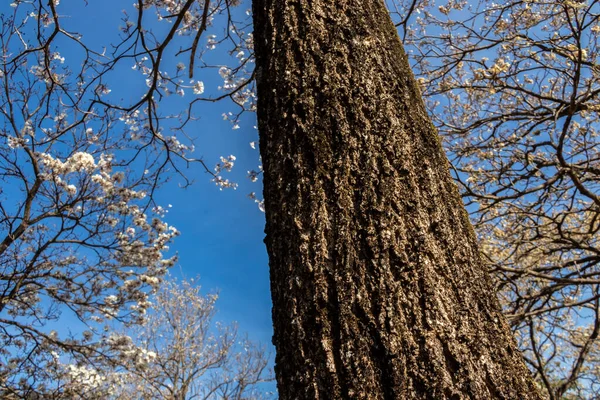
388,0,600,397
59,277,273,400
0,27,180,397
0,0,251,396
4,0,592,397
252,0,541,398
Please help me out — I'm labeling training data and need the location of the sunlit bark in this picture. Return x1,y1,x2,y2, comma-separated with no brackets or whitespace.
253,0,542,398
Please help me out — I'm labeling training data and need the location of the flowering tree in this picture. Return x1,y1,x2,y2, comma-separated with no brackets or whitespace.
0,0,253,397
388,0,600,397
59,277,273,400
5,0,599,397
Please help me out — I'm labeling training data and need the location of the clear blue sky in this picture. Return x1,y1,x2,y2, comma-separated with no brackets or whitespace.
43,0,274,355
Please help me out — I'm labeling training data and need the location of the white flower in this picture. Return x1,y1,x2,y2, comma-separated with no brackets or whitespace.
219,66,231,78
66,184,77,195
52,53,65,63
247,170,259,182
7,136,24,149
68,152,96,172
193,81,204,95
95,84,111,96
217,155,236,172
212,176,238,190
139,275,160,288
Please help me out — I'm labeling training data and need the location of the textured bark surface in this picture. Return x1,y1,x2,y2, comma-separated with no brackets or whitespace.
252,1,542,399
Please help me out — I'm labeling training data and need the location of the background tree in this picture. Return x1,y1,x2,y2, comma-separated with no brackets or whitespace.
252,0,540,398
387,0,600,397
59,276,273,400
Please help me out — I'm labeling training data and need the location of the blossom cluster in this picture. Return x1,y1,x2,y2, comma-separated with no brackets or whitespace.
212,155,238,190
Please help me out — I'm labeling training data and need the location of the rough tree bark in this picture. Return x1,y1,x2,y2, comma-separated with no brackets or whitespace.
252,1,542,398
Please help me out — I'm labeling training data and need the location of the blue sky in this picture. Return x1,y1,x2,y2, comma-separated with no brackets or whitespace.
102,0,275,348
8,0,274,357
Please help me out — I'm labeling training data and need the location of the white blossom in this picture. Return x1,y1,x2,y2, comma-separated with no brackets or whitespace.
192,81,204,95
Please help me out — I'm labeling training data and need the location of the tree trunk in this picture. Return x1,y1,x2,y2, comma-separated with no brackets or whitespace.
252,1,542,398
